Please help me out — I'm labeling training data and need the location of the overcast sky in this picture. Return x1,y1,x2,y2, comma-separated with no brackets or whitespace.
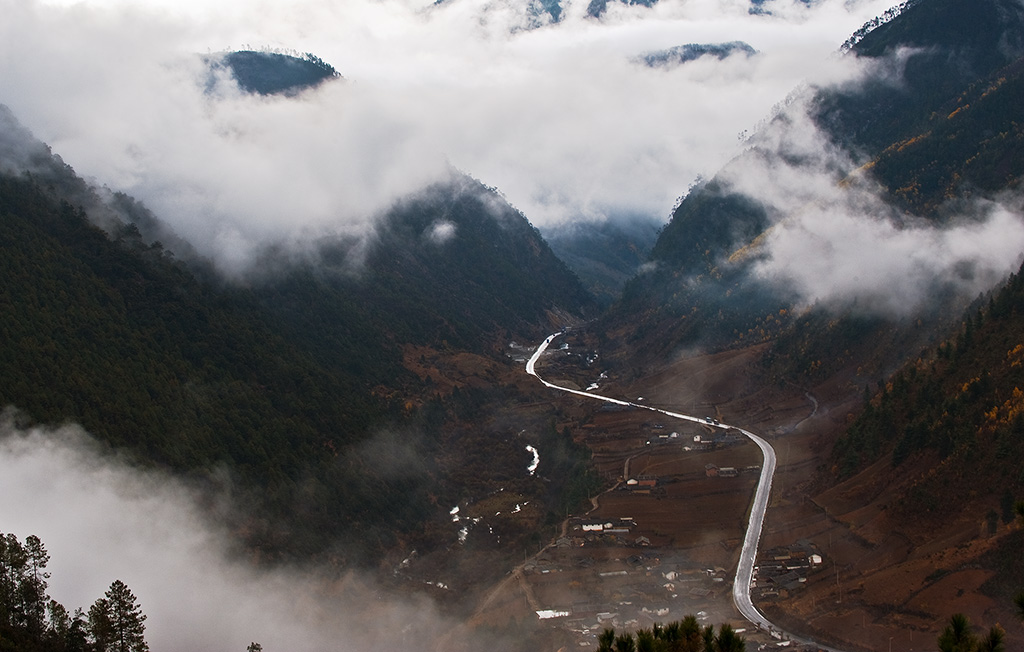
0,0,896,269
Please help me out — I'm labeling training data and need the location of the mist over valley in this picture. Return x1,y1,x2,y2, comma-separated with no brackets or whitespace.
2,0,1024,650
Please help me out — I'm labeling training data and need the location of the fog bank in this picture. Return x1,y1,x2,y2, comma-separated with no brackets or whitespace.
0,0,897,272
720,81,1024,316
0,413,451,652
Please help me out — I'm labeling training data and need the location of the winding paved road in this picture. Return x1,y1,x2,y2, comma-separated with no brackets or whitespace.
526,332,843,651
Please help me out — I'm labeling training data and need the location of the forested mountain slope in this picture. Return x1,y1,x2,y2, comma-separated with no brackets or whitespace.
835,262,1024,494
599,0,1024,642
803,260,1024,647
612,0,1024,376
0,105,594,563
815,0,1024,216
206,50,341,96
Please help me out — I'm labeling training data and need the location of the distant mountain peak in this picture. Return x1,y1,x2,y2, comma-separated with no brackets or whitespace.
586,0,658,19
205,50,341,97
839,0,925,53
638,42,758,68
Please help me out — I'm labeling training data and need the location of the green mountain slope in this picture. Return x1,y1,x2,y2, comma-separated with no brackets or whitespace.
613,0,1024,367
817,0,1024,159
206,50,341,96
0,106,594,562
835,269,1024,491
604,1,1024,637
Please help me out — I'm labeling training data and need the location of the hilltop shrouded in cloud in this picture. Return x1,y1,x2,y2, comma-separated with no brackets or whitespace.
717,57,1024,317
0,0,896,272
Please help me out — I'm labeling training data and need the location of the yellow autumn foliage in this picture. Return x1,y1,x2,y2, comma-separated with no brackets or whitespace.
1007,343,1024,367
959,377,980,395
984,387,1024,425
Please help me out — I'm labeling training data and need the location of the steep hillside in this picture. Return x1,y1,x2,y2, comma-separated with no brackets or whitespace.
247,175,595,364
599,1,1024,645
814,0,1024,216
817,0,1024,160
613,0,1024,371
785,265,1024,650
365,177,596,345
833,267,1024,524
0,105,594,566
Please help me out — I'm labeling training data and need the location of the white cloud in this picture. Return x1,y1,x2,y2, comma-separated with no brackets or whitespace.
752,199,1024,315
428,219,458,244
1,0,896,272
720,98,1024,316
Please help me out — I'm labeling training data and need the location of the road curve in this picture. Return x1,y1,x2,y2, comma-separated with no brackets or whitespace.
526,332,843,651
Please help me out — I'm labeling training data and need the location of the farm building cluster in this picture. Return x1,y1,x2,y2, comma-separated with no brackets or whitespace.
753,540,825,600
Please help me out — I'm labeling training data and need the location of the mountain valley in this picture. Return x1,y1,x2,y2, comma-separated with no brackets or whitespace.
2,0,1024,650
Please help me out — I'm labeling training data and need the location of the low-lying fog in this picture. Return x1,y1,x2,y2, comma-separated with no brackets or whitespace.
0,414,453,651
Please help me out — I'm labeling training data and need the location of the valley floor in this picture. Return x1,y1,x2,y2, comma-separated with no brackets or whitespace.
461,333,1024,651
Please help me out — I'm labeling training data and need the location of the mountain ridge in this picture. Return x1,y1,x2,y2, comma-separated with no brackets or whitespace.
611,0,1024,366
0,104,595,566
595,0,1024,645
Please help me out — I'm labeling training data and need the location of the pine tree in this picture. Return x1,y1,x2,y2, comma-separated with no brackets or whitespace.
713,624,745,652
613,632,637,652
976,626,1005,652
701,624,715,652
938,613,978,652
635,628,656,652
88,597,113,652
23,534,50,634
47,601,89,652
0,532,26,627
677,614,702,652
90,580,148,652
